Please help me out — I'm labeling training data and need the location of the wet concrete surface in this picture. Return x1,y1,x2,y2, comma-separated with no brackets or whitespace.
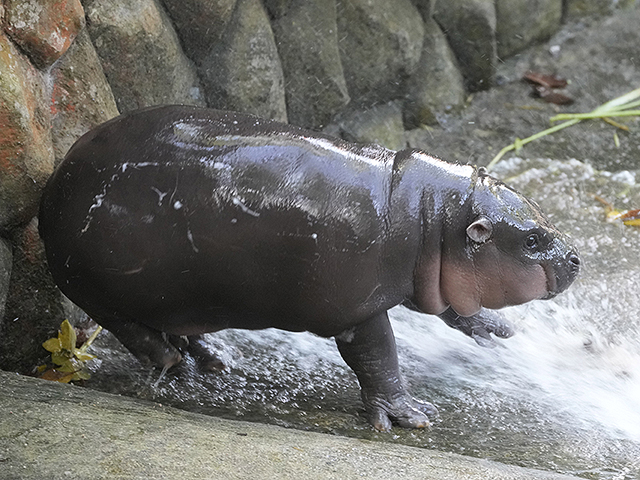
0,370,583,480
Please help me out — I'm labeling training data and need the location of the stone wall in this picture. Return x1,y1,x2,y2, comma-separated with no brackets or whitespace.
0,0,637,371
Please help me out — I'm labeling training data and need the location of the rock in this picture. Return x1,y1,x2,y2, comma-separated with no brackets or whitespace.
0,31,54,233
564,0,637,17
160,0,236,61
0,371,584,480
262,0,291,17
495,0,562,58
327,101,406,151
0,238,11,324
3,0,85,69
403,18,466,128
411,0,437,19
83,0,205,113
162,0,287,120
197,0,287,121
0,219,65,373
50,29,120,162
270,0,349,128
434,0,496,92
336,0,425,105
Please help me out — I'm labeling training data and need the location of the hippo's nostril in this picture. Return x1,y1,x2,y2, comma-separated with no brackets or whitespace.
568,252,581,269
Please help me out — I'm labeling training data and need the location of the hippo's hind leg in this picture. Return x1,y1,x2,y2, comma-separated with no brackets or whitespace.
335,312,437,431
96,314,226,371
438,307,514,348
184,335,227,371
93,315,183,368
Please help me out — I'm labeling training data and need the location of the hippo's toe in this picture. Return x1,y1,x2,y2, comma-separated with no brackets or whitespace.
365,394,438,431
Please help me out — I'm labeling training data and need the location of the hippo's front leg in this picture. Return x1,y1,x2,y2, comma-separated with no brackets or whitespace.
438,307,514,348
335,312,438,431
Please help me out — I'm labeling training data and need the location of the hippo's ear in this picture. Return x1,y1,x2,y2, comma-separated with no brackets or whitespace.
467,216,493,243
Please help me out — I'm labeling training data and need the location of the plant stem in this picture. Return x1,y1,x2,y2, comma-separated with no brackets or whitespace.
78,326,103,353
487,87,640,171
486,119,580,170
550,110,640,122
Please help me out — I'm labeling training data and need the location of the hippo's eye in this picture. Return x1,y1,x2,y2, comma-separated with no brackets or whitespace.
525,234,539,250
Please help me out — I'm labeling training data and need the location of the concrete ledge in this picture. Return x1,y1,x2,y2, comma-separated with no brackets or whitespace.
0,370,580,479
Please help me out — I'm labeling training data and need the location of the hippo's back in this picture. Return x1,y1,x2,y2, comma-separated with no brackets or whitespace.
39,106,399,336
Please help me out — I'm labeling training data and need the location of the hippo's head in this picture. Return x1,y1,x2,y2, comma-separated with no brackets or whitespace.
437,168,581,317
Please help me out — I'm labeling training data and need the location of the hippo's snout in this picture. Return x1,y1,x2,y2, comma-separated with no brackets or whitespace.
545,248,581,299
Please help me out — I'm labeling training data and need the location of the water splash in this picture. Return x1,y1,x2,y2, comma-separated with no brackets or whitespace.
393,298,640,442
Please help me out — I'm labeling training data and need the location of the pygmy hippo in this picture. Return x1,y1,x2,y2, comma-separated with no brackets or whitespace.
39,105,580,431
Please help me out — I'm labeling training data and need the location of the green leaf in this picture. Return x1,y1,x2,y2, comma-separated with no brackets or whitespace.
51,352,72,366
59,320,77,351
42,337,62,353
40,320,100,384
57,361,79,373
75,351,96,362
72,370,91,381
594,87,640,112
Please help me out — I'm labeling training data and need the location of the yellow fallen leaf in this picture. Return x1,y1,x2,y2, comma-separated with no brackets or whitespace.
39,369,76,383
605,208,640,227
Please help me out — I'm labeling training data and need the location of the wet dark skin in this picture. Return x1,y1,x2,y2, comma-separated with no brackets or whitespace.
39,105,580,431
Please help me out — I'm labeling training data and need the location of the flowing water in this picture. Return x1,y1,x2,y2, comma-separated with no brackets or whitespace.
86,157,640,479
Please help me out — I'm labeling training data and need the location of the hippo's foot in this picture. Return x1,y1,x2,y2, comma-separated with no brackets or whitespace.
335,312,437,431
156,334,226,371
362,391,438,431
184,335,227,371
92,316,183,368
438,307,514,348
